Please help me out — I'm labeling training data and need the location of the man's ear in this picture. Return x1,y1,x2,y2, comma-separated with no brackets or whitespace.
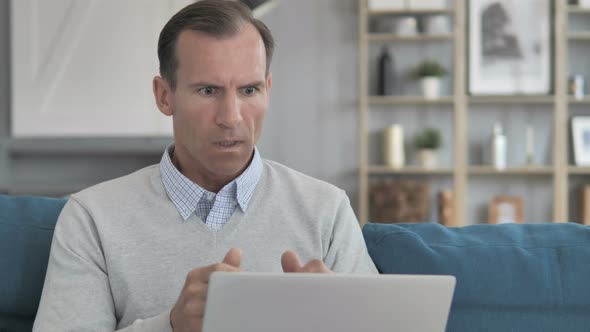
153,76,174,116
266,71,273,92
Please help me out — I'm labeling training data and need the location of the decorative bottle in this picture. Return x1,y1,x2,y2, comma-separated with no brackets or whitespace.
377,46,394,95
491,123,507,170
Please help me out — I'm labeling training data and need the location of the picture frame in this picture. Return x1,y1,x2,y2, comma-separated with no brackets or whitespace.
488,196,524,224
468,0,551,95
571,116,590,166
438,190,454,226
580,185,590,225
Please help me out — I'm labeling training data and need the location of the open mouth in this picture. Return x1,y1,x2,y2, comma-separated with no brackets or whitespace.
215,141,242,148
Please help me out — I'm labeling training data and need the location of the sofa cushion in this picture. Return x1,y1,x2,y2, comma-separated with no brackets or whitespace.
0,195,67,329
363,222,590,332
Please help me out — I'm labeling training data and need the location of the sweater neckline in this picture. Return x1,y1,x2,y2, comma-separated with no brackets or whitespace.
152,162,268,238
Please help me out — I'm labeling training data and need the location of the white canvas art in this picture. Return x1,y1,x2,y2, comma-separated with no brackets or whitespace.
10,0,191,137
469,0,551,95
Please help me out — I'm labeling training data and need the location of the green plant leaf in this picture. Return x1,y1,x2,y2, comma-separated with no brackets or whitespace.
412,60,448,78
415,127,442,149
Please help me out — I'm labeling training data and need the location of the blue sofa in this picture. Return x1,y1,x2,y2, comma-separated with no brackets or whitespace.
0,195,66,332
363,222,590,332
2,194,590,331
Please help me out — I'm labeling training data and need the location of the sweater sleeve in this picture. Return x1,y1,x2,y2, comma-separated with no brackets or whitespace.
323,191,378,274
33,197,174,332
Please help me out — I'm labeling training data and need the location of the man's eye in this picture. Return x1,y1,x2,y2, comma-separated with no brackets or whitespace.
242,87,257,95
198,87,216,95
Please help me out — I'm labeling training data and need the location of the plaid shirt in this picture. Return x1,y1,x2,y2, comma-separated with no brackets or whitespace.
160,144,262,232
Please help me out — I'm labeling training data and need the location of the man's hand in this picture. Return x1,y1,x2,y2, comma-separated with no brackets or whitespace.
281,250,333,273
170,248,242,332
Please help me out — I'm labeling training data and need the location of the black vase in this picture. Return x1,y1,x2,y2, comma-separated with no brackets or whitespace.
377,46,394,96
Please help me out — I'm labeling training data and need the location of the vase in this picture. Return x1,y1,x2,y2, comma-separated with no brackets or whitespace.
421,77,441,100
418,149,438,169
424,15,450,35
384,125,405,168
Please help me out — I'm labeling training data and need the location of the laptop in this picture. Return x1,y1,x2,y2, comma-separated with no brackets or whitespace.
202,272,456,332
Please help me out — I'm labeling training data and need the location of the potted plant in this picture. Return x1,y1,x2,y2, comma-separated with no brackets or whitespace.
415,127,442,168
412,60,448,99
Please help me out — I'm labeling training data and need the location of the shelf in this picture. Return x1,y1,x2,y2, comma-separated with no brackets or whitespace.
468,166,554,175
1,182,92,196
367,33,453,42
368,8,454,16
368,95,454,105
369,165,453,175
568,32,590,40
358,1,573,226
569,96,590,104
469,95,554,104
7,137,171,157
568,6,590,14
569,166,590,175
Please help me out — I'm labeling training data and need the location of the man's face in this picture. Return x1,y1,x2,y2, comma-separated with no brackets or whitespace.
156,24,271,188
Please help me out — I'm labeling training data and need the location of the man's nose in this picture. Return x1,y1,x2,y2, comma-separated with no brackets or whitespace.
216,91,242,129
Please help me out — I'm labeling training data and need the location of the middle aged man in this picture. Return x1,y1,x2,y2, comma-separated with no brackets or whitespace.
34,1,377,331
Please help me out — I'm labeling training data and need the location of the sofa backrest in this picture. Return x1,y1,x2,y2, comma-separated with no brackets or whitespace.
0,195,66,331
5,194,590,332
363,222,590,332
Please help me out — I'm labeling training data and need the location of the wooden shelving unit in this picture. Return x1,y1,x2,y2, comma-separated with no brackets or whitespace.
368,33,453,42
469,95,555,105
358,0,466,227
569,97,590,104
368,95,454,105
569,166,590,175
368,8,454,16
369,165,453,175
358,0,575,226
468,166,554,176
568,6,590,14
568,32,590,40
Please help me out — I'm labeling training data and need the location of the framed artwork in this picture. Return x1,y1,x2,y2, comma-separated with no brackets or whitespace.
10,0,177,137
572,116,590,166
488,196,524,224
468,0,551,95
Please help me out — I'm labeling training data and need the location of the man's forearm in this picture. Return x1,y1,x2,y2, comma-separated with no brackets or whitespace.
115,309,173,332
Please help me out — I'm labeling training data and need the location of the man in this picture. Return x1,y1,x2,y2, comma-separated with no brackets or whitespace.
33,1,377,331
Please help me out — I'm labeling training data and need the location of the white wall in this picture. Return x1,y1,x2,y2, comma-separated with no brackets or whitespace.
0,0,558,223
0,0,363,207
